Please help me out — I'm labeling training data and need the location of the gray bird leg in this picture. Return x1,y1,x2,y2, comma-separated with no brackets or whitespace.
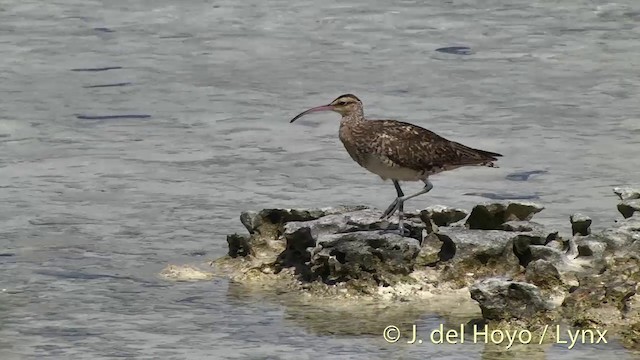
381,180,434,223
390,180,406,234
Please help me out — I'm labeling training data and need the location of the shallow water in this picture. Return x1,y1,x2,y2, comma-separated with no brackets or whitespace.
1,0,639,358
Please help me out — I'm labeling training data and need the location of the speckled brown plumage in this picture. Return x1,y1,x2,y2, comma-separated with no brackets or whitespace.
340,119,500,179
333,95,501,181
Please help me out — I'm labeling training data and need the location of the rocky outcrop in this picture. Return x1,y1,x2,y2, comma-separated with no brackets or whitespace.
206,190,640,351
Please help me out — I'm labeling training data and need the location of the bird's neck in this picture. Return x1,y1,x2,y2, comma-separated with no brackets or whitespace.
340,110,365,126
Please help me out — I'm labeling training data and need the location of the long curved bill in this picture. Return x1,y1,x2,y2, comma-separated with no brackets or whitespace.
289,105,333,123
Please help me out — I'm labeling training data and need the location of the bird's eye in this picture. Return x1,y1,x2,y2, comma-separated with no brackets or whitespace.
338,101,348,106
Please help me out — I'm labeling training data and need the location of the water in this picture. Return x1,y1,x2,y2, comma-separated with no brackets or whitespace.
1,0,639,358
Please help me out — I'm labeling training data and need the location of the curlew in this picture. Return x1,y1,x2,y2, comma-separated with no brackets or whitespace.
289,94,502,235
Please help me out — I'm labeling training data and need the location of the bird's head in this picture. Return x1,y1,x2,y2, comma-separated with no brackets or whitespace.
289,94,362,123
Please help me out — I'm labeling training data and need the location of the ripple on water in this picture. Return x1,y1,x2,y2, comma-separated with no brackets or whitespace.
70,66,122,72
464,192,542,200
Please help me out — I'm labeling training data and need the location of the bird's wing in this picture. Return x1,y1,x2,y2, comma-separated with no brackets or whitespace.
368,120,501,172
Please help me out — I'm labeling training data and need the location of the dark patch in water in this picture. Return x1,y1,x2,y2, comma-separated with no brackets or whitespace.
464,192,540,200
0,253,15,257
93,27,114,33
29,218,97,225
159,33,193,39
83,82,132,88
76,114,151,120
506,170,548,181
187,250,207,256
35,269,139,282
435,46,473,55
177,296,206,303
71,66,122,72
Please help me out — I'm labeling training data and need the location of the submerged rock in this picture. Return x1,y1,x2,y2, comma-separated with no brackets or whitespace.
505,170,548,182
469,278,552,320
160,264,214,281
570,213,592,236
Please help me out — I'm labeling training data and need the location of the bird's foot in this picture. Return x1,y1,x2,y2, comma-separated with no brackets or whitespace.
380,197,403,220
381,226,410,237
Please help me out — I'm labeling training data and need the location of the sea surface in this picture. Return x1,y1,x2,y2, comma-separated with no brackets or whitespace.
1,0,639,358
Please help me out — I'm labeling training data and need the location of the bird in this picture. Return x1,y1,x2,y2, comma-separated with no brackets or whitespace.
289,94,502,235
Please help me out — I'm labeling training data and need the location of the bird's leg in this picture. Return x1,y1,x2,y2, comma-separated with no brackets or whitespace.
381,180,434,220
381,180,408,235
397,196,406,235
381,180,404,219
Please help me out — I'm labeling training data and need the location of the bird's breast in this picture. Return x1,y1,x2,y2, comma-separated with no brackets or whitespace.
362,154,426,181
338,122,425,181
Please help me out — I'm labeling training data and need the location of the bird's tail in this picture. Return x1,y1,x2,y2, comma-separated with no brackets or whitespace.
454,143,502,167
475,148,503,160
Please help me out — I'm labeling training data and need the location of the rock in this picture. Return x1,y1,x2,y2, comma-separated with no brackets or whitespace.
283,209,425,243
470,278,553,320
614,187,640,201
227,233,251,257
466,202,544,230
506,202,545,221
435,227,517,264
600,217,640,250
419,205,468,226
575,238,607,258
414,232,449,267
618,200,640,219
501,220,544,232
630,240,640,259
431,228,522,284
562,257,640,326
528,245,566,266
308,231,421,286
570,213,592,236
565,237,579,259
512,233,560,267
240,206,368,235
525,259,563,289
620,322,640,350
465,203,507,230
